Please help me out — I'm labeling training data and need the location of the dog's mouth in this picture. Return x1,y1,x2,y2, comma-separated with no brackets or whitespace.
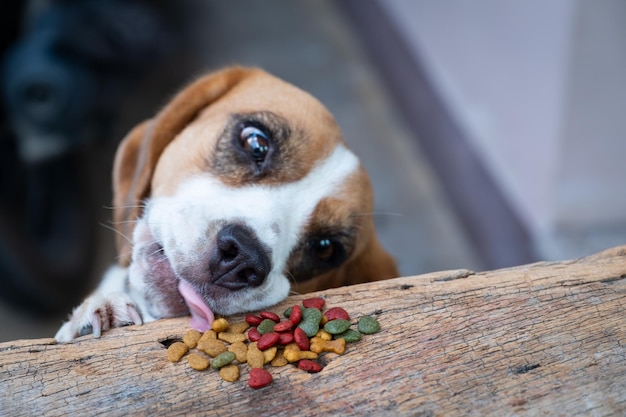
177,279,215,331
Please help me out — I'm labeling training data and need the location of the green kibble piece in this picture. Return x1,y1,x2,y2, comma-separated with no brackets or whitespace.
357,315,381,334
334,329,362,343
211,351,235,369
323,319,351,335
283,306,293,318
298,320,320,338
302,308,322,324
257,319,276,334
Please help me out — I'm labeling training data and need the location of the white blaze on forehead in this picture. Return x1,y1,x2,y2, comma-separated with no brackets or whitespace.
146,144,360,272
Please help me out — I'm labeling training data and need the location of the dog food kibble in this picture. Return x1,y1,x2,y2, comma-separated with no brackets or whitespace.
288,305,302,325
270,350,288,367
218,331,248,344
183,329,202,348
283,348,318,363
323,307,350,322
248,368,273,389
334,329,362,343
164,300,382,389
246,343,266,369
298,308,322,337
257,319,276,335
273,320,293,332
263,346,278,364
199,339,227,357
247,327,261,342
257,332,280,351
293,327,310,351
167,341,189,362
219,364,240,382
298,359,323,373
277,332,294,345
357,315,381,334
211,351,236,369
310,337,346,355
228,341,248,363
245,314,263,326
187,352,210,370
323,319,351,335
315,329,333,341
259,311,281,322
229,322,250,334
212,317,230,333
302,297,325,310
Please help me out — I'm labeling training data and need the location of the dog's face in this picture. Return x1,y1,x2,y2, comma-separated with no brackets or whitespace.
114,67,397,330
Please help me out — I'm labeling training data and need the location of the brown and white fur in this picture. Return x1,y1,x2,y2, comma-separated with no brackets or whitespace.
55,67,398,342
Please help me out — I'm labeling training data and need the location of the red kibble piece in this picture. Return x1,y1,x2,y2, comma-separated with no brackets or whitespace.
323,306,350,322
294,327,310,351
302,297,325,310
257,332,280,351
259,311,281,323
277,332,294,345
248,368,273,389
289,305,303,325
247,327,261,342
298,359,323,373
245,314,263,326
273,320,294,332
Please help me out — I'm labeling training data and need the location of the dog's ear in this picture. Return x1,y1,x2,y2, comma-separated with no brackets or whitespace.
112,67,255,266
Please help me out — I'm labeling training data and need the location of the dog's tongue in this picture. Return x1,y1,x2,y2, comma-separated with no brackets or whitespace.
178,280,215,332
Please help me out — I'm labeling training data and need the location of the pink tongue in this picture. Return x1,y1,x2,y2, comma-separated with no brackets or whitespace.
178,280,215,332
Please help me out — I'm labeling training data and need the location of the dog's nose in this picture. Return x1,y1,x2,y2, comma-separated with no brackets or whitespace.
209,224,271,290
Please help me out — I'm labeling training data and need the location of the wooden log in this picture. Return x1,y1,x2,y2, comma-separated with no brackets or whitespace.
1,246,625,416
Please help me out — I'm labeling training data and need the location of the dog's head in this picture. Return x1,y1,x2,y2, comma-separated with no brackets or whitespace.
113,67,397,330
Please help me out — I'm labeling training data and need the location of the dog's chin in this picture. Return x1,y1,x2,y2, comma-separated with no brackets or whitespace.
129,222,291,328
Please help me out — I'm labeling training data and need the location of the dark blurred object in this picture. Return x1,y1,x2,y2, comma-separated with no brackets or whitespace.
0,0,171,316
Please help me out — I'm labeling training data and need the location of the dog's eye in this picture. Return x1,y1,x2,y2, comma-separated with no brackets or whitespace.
309,237,345,265
240,126,270,162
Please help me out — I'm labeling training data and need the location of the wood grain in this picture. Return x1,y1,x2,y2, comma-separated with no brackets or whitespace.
1,246,625,416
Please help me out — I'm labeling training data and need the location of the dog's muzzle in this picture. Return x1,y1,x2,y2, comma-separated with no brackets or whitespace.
209,224,271,290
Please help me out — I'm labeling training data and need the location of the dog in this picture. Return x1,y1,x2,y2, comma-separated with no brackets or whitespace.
55,67,398,342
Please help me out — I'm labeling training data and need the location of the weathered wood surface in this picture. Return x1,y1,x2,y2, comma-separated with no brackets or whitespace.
1,246,625,416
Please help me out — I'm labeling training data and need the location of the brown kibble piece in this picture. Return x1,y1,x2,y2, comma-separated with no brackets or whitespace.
199,339,227,357
263,346,278,364
315,329,333,341
183,330,202,348
167,341,189,362
284,342,300,352
310,336,346,354
187,352,210,370
228,322,250,334
270,350,288,367
283,349,318,363
219,364,240,382
218,332,248,344
212,318,229,333
228,341,248,363
199,330,217,342
246,342,265,369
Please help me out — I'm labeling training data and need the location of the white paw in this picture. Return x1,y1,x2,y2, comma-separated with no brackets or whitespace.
55,292,143,343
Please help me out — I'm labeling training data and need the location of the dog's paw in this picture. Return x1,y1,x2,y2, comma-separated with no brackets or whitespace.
54,292,143,343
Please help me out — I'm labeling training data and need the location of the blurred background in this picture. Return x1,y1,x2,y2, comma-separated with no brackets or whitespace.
1,0,624,342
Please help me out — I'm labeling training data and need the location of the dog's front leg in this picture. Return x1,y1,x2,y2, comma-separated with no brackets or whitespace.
54,265,143,342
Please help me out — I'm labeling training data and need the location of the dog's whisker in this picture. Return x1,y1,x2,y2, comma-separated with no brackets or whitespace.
102,204,147,211
98,222,133,245
108,220,141,225
353,211,404,218
147,246,165,258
